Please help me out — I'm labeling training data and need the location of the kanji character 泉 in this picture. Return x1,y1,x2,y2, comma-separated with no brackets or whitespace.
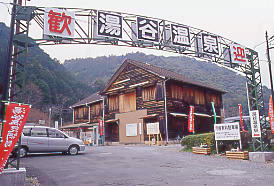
203,35,218,54
48,10,72,35
99,13,121,36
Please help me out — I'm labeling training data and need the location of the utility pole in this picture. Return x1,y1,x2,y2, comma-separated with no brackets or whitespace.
0,0,18,138
49,108,52,127
266,31,274,105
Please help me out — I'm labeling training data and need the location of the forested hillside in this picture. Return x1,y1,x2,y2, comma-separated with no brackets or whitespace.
64,53,271,117
0,22,93,122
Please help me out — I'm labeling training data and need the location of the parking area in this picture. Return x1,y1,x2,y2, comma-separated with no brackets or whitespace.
21,145,274,186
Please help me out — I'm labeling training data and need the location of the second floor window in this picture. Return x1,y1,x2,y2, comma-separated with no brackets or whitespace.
91,103,102,116
74,107,89,119
108,95,119,111
142,86,156,101
171,84,183,100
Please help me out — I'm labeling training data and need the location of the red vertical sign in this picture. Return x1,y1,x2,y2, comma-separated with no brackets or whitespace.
99,119,104,136
188,106,194,133
269,96,274,133
238,104,247,132
0,103,31,174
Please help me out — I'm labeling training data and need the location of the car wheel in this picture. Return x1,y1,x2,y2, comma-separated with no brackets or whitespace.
19,147,27,158
68,145,79,155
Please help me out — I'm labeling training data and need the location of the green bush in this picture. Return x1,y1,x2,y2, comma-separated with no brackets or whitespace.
181,133,215,149
181,132,254,153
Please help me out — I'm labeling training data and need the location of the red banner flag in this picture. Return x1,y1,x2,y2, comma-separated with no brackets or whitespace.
0,103,31,174
269,96,274,133
238,104,247,132
99,119,104,136
188,106,194,133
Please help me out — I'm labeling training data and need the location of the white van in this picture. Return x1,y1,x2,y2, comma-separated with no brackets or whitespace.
16,126,85,157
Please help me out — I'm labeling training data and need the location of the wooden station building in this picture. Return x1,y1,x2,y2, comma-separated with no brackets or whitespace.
64,59,225,144
101,59,225,144
60,92,103,145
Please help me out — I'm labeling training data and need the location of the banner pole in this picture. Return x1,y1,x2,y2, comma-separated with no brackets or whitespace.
239,130,242,151
216,140,219,154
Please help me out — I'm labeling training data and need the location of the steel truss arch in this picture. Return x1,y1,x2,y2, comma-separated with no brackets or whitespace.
3,3,268,151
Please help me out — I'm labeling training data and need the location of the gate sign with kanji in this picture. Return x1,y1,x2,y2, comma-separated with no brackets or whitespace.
44,8,75,38
229,43,248,64
171,24,191,47
201,33,219,55
97,11,122,39
137,17,159,42
250,110,261,138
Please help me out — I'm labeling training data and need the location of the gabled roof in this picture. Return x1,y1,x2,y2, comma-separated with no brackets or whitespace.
72,92,103,108
102,59,226,94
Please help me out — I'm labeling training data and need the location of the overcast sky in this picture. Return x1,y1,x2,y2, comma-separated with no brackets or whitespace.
1,0,274,88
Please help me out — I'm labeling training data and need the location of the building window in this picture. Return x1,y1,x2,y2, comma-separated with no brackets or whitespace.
171,84,183,100
194,89,205,105
74,107,89,119
142,86,156,101
119,92,136,112
108,95,119,111
91,102,102,116
182,87,194,104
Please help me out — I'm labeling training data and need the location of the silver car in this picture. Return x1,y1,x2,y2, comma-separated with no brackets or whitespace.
17,126,85,157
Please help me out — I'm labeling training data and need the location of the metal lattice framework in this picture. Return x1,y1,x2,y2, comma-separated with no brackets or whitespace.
3,4,268,153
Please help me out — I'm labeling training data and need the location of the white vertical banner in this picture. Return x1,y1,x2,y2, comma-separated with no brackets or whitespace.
249,110,262,138
55,121,58,129
139,123,142,135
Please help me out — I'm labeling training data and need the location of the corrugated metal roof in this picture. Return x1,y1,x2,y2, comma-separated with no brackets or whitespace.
72,92,103,108
102,59,226,93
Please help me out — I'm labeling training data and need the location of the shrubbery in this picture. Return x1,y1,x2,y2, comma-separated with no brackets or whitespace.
181,132,253,153
181,132,215,149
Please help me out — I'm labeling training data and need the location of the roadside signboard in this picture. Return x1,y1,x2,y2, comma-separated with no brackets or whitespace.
39,120,45,125
249,110,261,138
214,122,241,141
146,122,159,135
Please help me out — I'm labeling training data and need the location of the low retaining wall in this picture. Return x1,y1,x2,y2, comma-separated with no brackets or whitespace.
249,152,274,163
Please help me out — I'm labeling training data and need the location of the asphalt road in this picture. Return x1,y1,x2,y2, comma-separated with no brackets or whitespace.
21,145,274,186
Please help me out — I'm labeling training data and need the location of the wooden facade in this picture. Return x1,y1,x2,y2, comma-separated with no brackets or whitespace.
101,59,225,143
61,93,103,145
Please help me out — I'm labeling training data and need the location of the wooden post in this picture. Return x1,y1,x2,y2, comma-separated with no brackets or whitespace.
157,134,159,145
149,134,151,146
159,132,163,146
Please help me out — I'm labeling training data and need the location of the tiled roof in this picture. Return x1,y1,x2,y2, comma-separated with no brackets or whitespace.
102,59,226,93
72,92,103,108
